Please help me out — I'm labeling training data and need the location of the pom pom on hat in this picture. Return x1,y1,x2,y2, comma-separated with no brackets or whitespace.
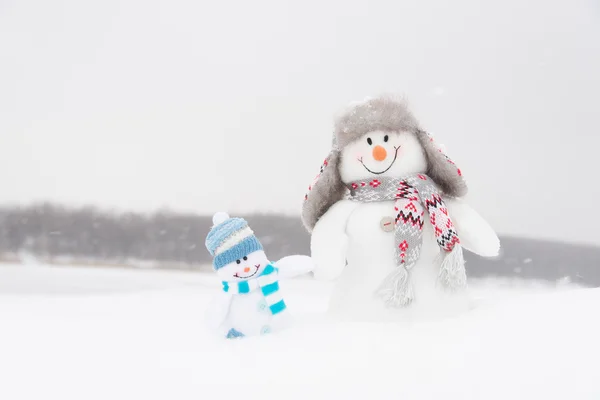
212,212,230,226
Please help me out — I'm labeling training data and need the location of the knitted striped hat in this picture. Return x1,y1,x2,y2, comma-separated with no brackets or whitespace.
205,212,264,270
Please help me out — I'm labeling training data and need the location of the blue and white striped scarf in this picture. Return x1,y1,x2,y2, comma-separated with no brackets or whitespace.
222,264,287,315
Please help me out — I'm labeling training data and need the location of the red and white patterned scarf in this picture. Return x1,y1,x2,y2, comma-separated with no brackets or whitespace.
347,174,466,307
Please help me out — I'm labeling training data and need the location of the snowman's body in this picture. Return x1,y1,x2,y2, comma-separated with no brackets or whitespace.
323,200,471,322
219,288,292,337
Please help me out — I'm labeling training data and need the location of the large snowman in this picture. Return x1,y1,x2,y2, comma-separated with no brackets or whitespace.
302,95,500,322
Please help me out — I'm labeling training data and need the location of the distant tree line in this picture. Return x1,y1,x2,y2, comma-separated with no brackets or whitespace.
3,204,600,287
0,203,310,269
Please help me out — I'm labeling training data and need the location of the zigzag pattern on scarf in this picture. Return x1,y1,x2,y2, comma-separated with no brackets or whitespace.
396,209,425,228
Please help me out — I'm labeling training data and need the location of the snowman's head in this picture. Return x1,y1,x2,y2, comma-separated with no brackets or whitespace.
338,130,427,183
205,212,270,282
301,94,467,232
215,250,270,282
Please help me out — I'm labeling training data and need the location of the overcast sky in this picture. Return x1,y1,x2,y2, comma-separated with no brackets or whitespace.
1,0,599,246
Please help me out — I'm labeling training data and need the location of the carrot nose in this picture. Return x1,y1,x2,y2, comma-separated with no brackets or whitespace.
373,145,387,161
243,267,251,273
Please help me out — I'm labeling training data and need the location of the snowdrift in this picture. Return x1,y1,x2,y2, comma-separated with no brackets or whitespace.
0,264,598,400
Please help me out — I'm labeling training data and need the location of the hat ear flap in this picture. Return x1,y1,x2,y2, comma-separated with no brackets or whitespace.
417,130,468,198
301,150,346,232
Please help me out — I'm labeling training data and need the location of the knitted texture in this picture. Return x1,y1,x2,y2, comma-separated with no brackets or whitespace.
222,264,287,316
213,236,263,270
205,216,264,270
205,217,248,256
347,174,467,307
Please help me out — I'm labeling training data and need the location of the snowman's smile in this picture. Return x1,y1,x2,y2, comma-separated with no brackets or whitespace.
359,146,401,175
233,265,261,279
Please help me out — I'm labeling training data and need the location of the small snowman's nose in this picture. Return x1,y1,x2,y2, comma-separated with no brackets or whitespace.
243,267,251,273
373,145,387,161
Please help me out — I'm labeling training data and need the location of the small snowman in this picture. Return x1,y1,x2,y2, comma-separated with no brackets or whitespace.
204,212,314,339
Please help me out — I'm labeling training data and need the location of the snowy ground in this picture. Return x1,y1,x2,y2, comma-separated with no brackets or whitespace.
0,264,599,400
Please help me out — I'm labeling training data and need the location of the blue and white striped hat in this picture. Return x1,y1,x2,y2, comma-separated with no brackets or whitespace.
205,212,264,270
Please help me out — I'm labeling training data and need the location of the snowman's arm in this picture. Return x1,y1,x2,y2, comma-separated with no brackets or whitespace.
311,199,360,281
445,197,500,257
273,255,315,279
204,291,232,330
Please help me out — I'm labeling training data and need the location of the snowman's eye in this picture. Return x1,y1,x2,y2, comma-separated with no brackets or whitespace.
384,135,389,142
243,256,248,261
367,137,373,145
236,260,241,264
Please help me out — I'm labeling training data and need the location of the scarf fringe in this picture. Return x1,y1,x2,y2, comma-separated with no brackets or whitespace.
376,244,466,308
375,265,414,308
437,244,467,290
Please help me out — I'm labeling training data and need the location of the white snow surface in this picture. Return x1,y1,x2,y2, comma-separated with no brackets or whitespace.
0,263,599,400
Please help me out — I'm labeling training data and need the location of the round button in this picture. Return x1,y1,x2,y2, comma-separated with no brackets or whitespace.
257,299,268,312
260,325,272,335
380,217,395,232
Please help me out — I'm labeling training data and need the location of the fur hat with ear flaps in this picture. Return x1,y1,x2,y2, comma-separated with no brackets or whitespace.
301,94,468,233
